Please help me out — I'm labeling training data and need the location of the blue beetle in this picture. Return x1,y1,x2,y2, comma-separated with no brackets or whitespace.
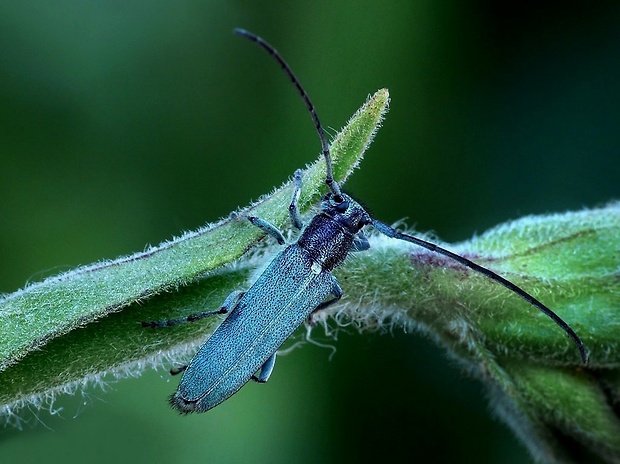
144,29,587,414
168,191,372,412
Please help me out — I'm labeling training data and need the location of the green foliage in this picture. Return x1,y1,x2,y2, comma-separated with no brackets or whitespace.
333,201,620,463
0,89,389,413
1,87,619,463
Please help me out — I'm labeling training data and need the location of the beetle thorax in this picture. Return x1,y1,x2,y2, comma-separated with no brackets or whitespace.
296,193,370,272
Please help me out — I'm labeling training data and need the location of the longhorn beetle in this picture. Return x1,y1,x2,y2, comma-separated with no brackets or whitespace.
143,29,588,414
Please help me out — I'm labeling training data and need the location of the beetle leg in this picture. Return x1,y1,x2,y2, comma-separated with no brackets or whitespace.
288,169,304,230
350,231,370,252
307,277,343,326
150,290,246,375
247,216,286,245
251,353,277,383
141,291,244,328
245,169,303,244
170,365,187,376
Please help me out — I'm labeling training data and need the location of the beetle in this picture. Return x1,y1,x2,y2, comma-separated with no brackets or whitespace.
144,29,587,414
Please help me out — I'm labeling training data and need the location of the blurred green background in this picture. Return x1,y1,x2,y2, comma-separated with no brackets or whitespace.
1,1,618,463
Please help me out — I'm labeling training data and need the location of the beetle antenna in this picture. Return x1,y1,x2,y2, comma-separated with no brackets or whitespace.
372,219,589,365
234,29,342,196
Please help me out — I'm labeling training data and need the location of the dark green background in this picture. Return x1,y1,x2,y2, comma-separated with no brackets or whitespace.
1,1,618,463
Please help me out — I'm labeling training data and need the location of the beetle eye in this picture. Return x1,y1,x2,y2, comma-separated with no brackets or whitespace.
334,197,349,212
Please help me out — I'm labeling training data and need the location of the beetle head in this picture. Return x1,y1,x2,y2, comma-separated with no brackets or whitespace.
321,192,372,233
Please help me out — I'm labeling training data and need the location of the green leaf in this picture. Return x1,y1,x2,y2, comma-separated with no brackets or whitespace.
2,87,619,463
0,89,389,417
329,201,620,463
